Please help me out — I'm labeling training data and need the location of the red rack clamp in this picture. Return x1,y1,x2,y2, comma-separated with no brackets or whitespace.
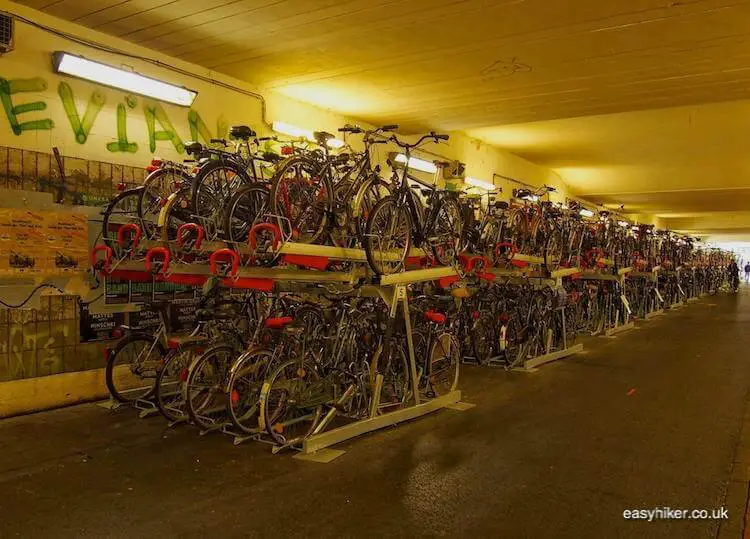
117,223,142,252
145,247,171,275
248,223,281,254
177,223,205,252
210,248,240,277
90,245,113,273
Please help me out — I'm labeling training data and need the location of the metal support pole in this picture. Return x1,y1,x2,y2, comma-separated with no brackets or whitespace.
401,287,421,406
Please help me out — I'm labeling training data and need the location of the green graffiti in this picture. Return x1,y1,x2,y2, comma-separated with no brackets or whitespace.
106,103,138,153
58,81,106,144
145,102,184,153
188,110,229,145
0,77,54,135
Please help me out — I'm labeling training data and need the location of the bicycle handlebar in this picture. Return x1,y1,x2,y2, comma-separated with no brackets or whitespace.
389,131,449,150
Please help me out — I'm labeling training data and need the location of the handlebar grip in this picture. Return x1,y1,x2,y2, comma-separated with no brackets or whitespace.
381,124,399,131
210,138,227,145
436,134,449,141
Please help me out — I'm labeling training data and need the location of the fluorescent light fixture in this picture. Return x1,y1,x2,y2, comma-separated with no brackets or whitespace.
326,138,345,149
579,208,594,218
520,193,539,202
465,177,495,190
618,220,630,228
394,154,437,174
272,121,313,140
52,52,196,107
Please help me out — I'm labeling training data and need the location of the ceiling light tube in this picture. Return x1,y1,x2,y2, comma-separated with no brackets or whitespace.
394,154,437,174
578,208,594,218
465,177,495,190
52,52,197,107
272,121,313,140
520,193,539,202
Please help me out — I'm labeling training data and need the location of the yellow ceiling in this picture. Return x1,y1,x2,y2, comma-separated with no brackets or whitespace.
16,0,750,239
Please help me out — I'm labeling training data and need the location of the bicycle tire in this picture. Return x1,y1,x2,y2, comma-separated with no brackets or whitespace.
431,196,462,266
185,344,236,431
269,155,333,244
105,333,165,404
227,348,274,434
138,167,192,240
364,196,412,275
101,187,144,249
191,160,251,241
260,358,323,446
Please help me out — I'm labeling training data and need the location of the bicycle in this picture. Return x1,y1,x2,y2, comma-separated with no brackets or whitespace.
364,131,462,275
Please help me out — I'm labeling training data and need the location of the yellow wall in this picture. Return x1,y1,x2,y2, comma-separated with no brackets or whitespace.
0,0,574,202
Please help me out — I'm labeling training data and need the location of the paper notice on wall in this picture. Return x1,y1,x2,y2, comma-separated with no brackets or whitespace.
48,212,88,273
8,210,48,274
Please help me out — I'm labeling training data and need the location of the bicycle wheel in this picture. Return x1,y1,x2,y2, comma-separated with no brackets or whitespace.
270,156,332,244
223,184,272,245
426,332,460,397
155,345,202,423
159,187,194,243
226,349,274,434
481,218,502,266
431,197,462,266
377,338,410,412
101,187,143,250
364,196,411,275
261,359,323,446
105,333,165,403
192,160,249,241
139,167,191,240
185,345,235,431
544,228,564,273
471,313,497,365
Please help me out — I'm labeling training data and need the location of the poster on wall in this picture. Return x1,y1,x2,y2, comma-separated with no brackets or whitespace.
8,210,49,275
128,308,162,332
0,209,90,276
79,303,126,342
47,212,88,274
104,277,130,304
169,298,199,333
129,280,153,304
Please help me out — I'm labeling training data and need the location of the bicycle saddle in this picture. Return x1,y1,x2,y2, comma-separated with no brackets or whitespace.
185,141,203,156
230,125,256,140
313,131,335,145
424,310,447,325
515,188,531,199
264,316,294,330
494,201,509,210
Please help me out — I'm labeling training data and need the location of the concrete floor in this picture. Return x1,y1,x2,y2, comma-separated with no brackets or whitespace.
1,293,750,538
